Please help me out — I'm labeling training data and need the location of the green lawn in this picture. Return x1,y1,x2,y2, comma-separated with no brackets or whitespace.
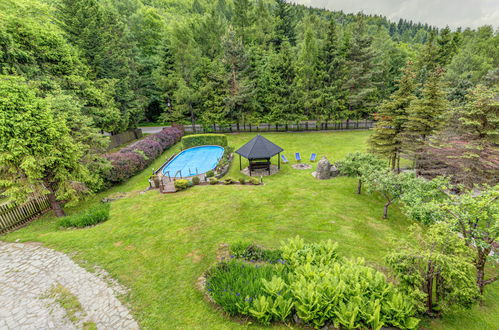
2,130,497,329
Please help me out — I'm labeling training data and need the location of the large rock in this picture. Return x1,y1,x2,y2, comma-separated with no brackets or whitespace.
315,156,331,180
330,165,340,178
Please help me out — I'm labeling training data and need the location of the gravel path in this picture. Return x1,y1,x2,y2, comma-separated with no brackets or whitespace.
0,242,139,329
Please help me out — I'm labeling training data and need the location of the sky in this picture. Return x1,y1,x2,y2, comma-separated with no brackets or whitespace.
293,0,499,29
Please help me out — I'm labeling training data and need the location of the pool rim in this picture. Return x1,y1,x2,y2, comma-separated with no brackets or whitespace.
157,144,225,177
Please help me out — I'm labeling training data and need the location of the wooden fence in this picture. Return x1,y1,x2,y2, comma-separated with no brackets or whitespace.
0,196,50,234
108,128,143,150
181,119,374,134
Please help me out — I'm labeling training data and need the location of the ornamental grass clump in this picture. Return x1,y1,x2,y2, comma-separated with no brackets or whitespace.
206,237,419,329
57,203,110,228
205,260,285,317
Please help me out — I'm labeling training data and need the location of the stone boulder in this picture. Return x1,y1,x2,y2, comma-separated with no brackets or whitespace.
330,165,340,178
315,156,331,180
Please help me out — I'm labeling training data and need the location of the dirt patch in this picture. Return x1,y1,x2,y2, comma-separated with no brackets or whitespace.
113,241,123,247
186,249,204,263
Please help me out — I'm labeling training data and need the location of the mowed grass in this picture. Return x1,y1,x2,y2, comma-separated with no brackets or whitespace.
2,130,497,329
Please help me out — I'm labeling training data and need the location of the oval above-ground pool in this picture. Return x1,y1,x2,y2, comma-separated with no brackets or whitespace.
162,145,224,177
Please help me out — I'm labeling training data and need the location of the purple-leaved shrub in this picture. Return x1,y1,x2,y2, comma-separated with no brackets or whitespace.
104,125,184,183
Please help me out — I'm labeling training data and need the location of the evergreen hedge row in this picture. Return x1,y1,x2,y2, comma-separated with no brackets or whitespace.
181,134,227,149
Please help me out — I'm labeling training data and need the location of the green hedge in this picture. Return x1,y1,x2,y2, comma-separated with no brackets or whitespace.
57,203,110,228
181,134,227,149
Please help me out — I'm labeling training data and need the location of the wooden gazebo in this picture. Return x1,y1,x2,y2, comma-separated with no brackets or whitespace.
235,135,284,176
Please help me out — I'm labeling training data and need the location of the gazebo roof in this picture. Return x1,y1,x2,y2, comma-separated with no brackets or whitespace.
235,134,283,159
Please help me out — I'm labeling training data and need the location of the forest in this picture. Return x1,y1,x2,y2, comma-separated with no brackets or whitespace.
1,0,496,134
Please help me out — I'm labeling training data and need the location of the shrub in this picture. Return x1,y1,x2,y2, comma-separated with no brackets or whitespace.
57,203,110,228
249,177,260,185
181,134,228,149
120,138,162,160
231,242,282,263
103,152,148,183
104,125,183,184
238,177,246,184
174,179,190,190
192,176,200,185
223,177,236,185
209,177,219,185
205,170,214,178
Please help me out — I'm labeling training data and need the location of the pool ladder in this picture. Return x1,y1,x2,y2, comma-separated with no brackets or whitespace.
172,168,198,180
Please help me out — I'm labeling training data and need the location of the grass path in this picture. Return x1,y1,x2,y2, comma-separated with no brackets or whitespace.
2,130,497,329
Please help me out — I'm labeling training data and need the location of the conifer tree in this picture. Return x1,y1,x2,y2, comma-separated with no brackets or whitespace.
370,62,416,171
222,28,254,124
0,77,98,217
233,0,253,44
343,15,381,119
294,16,321,120
402,68,449,168
320,19,347,124
273,0,296,47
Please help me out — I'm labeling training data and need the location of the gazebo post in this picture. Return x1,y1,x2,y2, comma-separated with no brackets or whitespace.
278,152,281,169
239,154,242,170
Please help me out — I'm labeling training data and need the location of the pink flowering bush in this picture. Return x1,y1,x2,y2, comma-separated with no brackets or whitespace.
103,125,184,183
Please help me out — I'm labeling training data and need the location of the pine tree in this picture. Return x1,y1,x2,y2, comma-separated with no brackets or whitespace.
370,62,417,171
402,68,449,168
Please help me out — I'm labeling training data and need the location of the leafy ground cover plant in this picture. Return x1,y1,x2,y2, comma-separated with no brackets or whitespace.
206,237,419,329
57,203,110,228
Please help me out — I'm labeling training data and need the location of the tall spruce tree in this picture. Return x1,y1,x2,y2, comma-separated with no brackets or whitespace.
343,15,381,119
320,19,347,124
273,0,296,47
370,62,417,171
294,16,321,120
222,27,254,124
402,68,449,168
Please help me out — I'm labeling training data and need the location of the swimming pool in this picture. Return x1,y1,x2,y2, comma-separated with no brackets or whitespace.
162,145,224,177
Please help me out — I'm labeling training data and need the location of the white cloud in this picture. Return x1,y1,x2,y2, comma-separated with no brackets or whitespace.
293,0,499,29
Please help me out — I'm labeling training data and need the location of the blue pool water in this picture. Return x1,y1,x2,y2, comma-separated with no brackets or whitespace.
162,145,224,177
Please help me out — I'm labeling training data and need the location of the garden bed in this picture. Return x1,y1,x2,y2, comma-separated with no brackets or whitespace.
199,238,420,329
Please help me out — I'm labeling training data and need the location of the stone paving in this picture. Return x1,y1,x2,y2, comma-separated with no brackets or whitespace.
0,242,139,329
